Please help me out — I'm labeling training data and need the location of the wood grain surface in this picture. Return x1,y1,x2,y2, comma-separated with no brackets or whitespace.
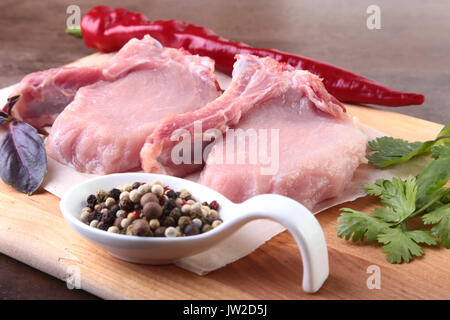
0,103,447,299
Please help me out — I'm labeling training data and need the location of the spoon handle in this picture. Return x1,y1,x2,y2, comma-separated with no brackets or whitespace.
235,194,329,293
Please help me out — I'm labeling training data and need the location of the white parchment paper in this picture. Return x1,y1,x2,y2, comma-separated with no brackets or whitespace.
0,74,429,275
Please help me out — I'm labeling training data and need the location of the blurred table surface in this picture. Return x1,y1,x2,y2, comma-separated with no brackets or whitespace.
0,0,449,299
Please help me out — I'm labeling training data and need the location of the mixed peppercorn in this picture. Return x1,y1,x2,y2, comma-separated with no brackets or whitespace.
80,180,222,237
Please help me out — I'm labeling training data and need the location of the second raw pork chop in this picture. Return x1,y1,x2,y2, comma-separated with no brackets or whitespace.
200,58,368,209
141,54,367,209
45,36,221,173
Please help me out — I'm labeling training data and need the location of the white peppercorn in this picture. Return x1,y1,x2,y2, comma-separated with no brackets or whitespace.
80,211,92,224
107,226,120,233
192,218,203,229
90,219,99,228
165,226,178,238
116,210,126,218
151,184,164,196
119,191,130,201
181,204,191,215
123,184,133,192
202,205,210,215
138,183,151,194
121,218,131,229
191,203,202,216
209,209,219,220
129,189,142,203
149,219,160,230
187,199,196,205
212,220,222,228
105,197,116,208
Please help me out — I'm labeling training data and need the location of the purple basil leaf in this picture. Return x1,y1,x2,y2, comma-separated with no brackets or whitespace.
0,121,47,194
0,110,7,125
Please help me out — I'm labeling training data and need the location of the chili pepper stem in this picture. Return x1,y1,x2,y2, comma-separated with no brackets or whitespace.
66,26,82,38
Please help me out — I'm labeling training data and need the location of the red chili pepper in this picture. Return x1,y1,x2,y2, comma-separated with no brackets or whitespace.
72,5,424,107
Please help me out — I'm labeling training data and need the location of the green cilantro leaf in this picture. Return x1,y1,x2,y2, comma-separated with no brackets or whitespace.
416,153,450,209
431,142,450,159
422,203,450,248
337,208,391,242
377,227,436,263
366,123,450,168
366,137,422,168
364,176,417,223
363,179,386,196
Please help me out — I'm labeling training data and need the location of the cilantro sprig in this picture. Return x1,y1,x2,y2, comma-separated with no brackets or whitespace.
366,123,450,168
337,123,450,263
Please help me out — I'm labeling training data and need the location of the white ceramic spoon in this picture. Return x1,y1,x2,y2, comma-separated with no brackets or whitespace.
60,172,329,293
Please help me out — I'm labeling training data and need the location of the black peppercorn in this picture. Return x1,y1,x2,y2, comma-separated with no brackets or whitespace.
163,199,177,215
166,190,177,199
207,215,217,224
86,194,97,209
108,188,121,201
97,221,108,231
132,182,141,189
113,217,123,228
161,216,176,227
169,208,181,221
154,226,167,237
94,211,103,221
109,204,120,215
184,224,200,236
100,209,115,227
119,198,134,212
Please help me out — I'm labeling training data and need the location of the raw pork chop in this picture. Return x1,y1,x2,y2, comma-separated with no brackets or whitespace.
45,36,220,174
141,54,367,209
9,54,113,128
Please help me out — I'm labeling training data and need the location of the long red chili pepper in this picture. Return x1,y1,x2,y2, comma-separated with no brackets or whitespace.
71,5,424,107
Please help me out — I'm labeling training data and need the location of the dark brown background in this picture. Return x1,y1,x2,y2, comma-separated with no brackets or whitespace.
0,0,448,299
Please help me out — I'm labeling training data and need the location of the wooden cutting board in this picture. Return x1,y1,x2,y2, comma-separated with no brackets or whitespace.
0,57,448,299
